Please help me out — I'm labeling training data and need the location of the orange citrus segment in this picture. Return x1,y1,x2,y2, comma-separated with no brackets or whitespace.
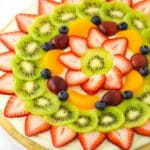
121,70,144,93
68,90,98,110
117,30,143,53
42,50,64,75
68,19,97,38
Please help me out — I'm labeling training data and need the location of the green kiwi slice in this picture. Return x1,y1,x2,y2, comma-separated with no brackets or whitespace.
11,56,41,81
25,91,60,115
15,35,44,61
118,100,150,128
100,1,131,23
67,110,98,133
44,102,78,126
29,15,57,42
81,49,113,76
96,107,125,132
142,29,150,46
50,3,77,26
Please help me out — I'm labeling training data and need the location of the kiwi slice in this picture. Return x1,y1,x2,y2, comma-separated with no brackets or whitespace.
14,78,46,100
100,1,131,23
118,100,150,128
15,35,44,61
142,29,150,46
67,110,98,133
11,56,41,81
76,0,104,19
81,49,113,76
44,102,78,126
50,3,77,26
25,91,60,115
96,107,125,132
29,15,57,42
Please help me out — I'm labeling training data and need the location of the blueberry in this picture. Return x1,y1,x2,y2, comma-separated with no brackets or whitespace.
118,22,128,30
91,16,101,25
139,67,149,76
95,101,106,110
41,68,51,79
122,90,133,99
58,90,69,101
42,42,53,51
59,26,69,34
140,45,150,55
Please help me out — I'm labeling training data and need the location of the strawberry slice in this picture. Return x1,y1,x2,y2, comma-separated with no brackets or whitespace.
134,119,150,136
63,0,80,4
65,70,88,86
0,51,15,72
38,0,59,15
103,67,122,90
0,73,14,94
4,96,28,118
78,132,105,150
69,36,88,56
50,126,77,147
81,75,105,95
102,37,128,55
25,114,50,136
87,28,107,48
113,54,133,75
0,31,26,50
107,128,134,150
58,52,81,70
15,13,37,33
0,41,9,52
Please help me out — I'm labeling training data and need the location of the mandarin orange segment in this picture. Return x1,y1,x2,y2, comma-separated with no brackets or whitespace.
68,90,99,110
121,70,144,93
68,19,97,38
42,50,64,75
117,30,143,53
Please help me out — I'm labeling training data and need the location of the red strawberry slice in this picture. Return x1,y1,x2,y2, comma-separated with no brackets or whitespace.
134,119,150,136
113,54,133,75
50,126,77,147
4,96,28,118
0,51,15,72
63,0,80,4
25,114,50,136
69,36,88,56
81,75,105,95
0,41,9,52
38,0,59,15
0,73,14,94
15,13,37,33
107,128,134,150
102,37,128,55
132,0,150,15
58,52,81,70
78,132,105,150
65,70,88,86
103,67,122,90
87,28,107,48
0,31,26,50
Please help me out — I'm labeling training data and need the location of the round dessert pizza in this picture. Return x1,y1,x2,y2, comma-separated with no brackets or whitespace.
0,0,150,149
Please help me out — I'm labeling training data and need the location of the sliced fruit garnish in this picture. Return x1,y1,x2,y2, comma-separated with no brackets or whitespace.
108,0,132,6
63,0,80,4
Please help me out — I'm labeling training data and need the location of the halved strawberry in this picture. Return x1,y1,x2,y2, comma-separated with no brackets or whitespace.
87,28,107,48
58,52,81,70
103,67,122,90
0,51,15,72
102,37,128,55
15,13,37,33
69,35,88,56
63,0,80,4
113,54,133,75
78,132,105,150
4,96,28,118
107,128,134,150
65,70,88,86
25,114,50,136
134,119,150,136
81,75,105,95
0,73,14,94
50,126,77,147
0,31,26,50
